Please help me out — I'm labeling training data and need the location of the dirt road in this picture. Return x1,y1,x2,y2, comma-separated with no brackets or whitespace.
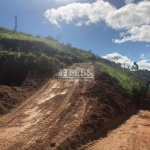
83,110,150,150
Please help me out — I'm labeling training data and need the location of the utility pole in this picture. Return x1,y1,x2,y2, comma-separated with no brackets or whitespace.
14,15,18,32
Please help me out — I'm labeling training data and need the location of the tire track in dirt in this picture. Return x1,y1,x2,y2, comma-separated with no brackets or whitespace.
0,79,78,150
0,80,60,150
0,140,15,150
0,63,95,150
0,79,53,125
40,80,79,135
50,81,88,149
17,80,77,149
0,79,61,149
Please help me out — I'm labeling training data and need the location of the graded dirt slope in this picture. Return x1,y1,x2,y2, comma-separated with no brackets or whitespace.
0,63,94,150
57,69,137,150
83,110,150,150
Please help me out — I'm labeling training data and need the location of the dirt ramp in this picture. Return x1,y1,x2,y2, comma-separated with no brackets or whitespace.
58,69,137,149
0,68,94,150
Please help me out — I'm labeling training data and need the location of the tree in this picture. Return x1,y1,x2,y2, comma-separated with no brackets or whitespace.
133,62,139,71
45,35,54,40
131,66,135,71
66,43,72,47
117,62,121,67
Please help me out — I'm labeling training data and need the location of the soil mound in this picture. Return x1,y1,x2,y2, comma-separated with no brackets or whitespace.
0,63,137,150
58,67,137,149
0,71,47,116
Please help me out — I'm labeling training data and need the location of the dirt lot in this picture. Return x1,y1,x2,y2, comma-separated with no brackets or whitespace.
0,63,149,150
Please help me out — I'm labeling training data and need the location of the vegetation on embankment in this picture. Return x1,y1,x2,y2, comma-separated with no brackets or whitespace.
0,26,98,63
96,60,148,99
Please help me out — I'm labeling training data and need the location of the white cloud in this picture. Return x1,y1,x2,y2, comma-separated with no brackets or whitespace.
42,21,47,24
45,1,150,29
125,0,134,4
103,52,150,70
114,25,150,43
103,52,133,68
106,2,150,30
138,59,150,70
44,0,150,43
140,53,145,59
76,22,82,26
44,0,116,27
145,44,149,47
119,32,126,37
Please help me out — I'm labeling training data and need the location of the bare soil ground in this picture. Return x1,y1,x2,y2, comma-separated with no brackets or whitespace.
82,110,150,150
0,71,47,116
0,63,94,150
0,79,80,150
0,62,149,150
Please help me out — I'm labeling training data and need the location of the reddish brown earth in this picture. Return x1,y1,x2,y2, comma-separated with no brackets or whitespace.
0,71,47,116
0,63,94,150
82,110,150,150
0,62,149,150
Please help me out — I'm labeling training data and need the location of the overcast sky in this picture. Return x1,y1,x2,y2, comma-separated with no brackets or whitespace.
0,0,150,70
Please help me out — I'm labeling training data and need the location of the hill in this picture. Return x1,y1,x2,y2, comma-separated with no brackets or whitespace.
0,26,148,115
0,26,150,149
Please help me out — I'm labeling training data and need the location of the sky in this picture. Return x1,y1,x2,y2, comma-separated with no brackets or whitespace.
0,0,150,70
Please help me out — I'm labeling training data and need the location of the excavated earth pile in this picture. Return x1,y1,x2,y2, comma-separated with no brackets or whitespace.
58,66,137,150
0,71,47,116
0,62,139,150
0,63,93,150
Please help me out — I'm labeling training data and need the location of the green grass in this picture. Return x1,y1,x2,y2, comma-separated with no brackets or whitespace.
0,26,93,61
96,61,145,93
